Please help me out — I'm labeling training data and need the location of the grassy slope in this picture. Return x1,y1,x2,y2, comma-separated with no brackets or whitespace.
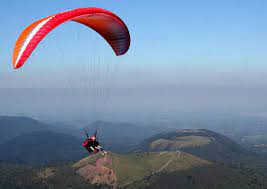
74,151,267,189
127,165,263,189
1,151,266,189
135,129,265,167
74,151,210,188
112,152,210,187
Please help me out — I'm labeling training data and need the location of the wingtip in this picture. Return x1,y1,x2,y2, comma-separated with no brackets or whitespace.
13,63,20,69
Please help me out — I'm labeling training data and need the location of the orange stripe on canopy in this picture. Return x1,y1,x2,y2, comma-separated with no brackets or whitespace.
12,16,52,67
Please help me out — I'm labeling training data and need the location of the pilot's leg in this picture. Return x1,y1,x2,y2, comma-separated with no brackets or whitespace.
95,145,107,155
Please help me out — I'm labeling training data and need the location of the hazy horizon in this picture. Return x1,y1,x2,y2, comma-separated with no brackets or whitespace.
1,86,267,124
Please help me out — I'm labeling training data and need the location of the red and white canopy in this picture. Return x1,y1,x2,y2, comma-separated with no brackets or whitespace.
13,8,131,69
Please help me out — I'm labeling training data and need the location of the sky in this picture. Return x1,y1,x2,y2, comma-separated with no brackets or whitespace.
1,0,267,121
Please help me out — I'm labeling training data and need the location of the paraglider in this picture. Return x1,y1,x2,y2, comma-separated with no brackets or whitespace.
12,7,130,69
82,129,107,155
12,8,130,156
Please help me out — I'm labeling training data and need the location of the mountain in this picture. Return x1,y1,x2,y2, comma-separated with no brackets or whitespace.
135,129,252,163
134,129,267,175
0,116,166,165
0,116,165,155
0,125,266,188
0,116,51,144
0,130,85,164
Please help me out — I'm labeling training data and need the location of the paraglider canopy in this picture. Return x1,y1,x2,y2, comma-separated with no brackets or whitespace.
13,8,130,69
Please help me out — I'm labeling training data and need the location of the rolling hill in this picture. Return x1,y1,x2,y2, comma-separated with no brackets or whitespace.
0,134,266,188
73,151,208,188
0,116,166,165
0,130,85,164
1,151,264,189
135,129,254,164
0,116,166,154
0,116,50,144
0,122,266,188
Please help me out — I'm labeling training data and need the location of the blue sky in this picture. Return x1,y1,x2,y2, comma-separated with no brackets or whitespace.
1,0,267,88
1,0,267,120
